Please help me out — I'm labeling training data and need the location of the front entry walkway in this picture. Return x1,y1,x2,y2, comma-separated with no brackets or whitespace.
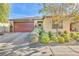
0,33,79,56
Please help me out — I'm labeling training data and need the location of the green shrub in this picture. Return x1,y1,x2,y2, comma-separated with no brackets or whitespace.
41,32,48,36
70,32,79,40
75,34,79,42
76,32,79,35
50,36,58,42
58,36,65,43
40,33,50,44
64,30,68,34
59,30,70,42
32,27,41,35
39,29,44,35
70,32,73,38
70,32,77,39
61,33,66,37
63,34,70,42
33,27,44,36
58,31,62,36
48,31,53,38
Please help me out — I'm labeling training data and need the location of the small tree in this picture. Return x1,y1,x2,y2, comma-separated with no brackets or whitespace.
0,3,10,34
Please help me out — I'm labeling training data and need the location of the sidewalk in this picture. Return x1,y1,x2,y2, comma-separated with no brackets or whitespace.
50,46,79,56
29,46,79,56
5,45,79,56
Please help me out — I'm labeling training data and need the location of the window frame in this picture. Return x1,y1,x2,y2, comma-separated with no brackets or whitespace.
52,20,63,29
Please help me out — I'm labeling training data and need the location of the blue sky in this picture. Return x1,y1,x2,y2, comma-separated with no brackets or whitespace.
9,3,43,19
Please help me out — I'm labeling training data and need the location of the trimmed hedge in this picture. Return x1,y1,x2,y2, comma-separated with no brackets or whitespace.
38,29,79,44
40,33,50,44
70,32,77,39
48,31,53,38
70,32,79,39
58,36,65,43
50,36,58,42
63,34,70,42
64,30,68,34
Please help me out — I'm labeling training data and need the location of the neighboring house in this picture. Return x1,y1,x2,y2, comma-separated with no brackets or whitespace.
10,16,79,32
0,23,10,33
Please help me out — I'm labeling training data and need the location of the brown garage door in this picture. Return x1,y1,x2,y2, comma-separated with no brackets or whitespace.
14,22,34,32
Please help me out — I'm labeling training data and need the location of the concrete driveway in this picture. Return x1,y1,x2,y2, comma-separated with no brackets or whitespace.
0,33,79,56
0,32,31,45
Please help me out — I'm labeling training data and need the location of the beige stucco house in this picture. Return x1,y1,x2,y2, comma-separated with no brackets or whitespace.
10,16,79,32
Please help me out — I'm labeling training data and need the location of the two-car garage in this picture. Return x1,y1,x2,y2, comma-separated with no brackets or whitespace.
14,22,34,32
10,17,43,32
10,19,34,32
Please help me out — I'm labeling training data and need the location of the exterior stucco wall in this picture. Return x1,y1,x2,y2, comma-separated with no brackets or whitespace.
75,22,79,32
34,20,37,27
43,17,71,33
63,19,71,32
43,17,52,32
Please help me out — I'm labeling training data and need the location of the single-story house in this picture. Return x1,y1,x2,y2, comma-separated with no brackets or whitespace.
10,16,79,32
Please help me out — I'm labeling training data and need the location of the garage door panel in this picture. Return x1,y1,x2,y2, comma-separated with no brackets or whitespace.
14,22,34,32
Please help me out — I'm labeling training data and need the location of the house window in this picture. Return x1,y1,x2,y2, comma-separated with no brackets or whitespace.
52,21,63,29
38,24,42,27
38,21,43,23
37,21,43,27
